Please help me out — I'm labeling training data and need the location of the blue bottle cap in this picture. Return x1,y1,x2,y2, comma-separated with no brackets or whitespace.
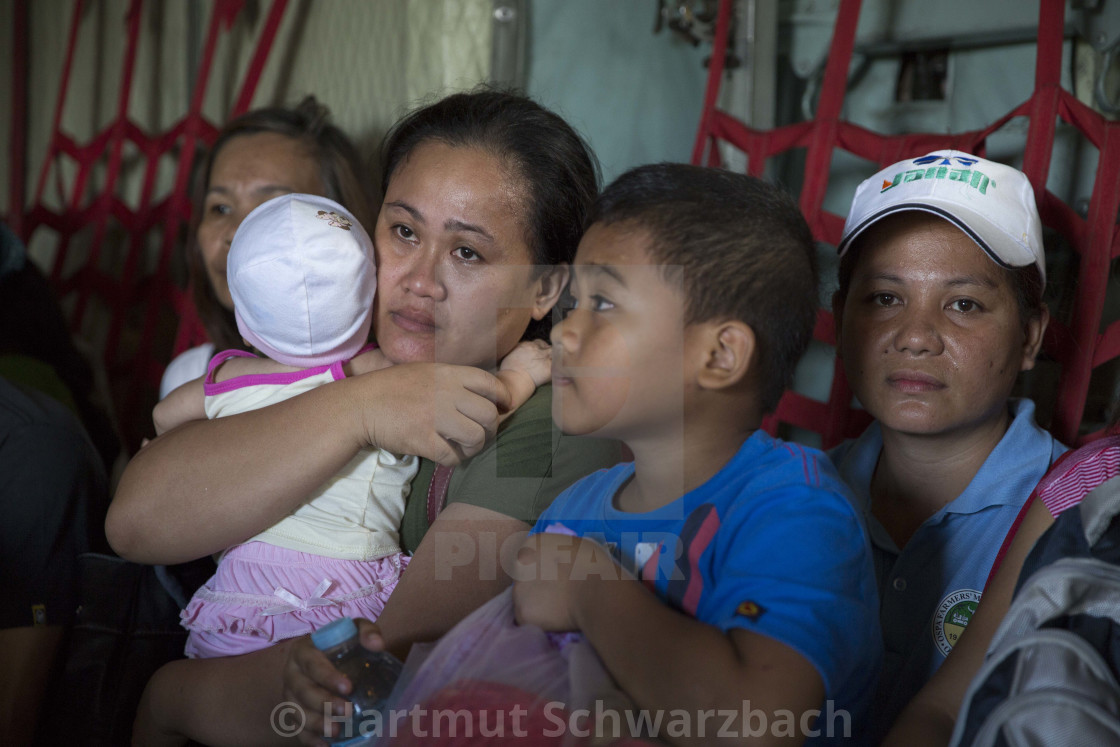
311,616,358,651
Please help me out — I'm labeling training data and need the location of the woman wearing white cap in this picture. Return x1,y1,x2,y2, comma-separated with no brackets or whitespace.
109,90,621,745
828,151,1067,738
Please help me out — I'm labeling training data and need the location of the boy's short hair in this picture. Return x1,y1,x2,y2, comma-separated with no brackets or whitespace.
588,163,818,412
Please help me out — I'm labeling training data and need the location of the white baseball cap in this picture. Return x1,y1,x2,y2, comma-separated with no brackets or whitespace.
837,150,1046,285
228,193,376,367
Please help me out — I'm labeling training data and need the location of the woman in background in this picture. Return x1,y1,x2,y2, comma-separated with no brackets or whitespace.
828,150,1067,739
160,96,376,399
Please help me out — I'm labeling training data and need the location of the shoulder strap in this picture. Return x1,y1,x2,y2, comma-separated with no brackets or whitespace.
205,348,257,384
426,464,455,525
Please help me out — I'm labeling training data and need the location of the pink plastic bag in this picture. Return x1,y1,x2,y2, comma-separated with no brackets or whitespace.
372,588,649,746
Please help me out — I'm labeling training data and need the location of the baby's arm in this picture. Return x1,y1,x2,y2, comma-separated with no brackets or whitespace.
496,339,551,415
153,377,206,436
343,347,392,377
152,354,300,435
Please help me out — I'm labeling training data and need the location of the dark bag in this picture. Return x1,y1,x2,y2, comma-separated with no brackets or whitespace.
950,475,1120,746
34,553,212,746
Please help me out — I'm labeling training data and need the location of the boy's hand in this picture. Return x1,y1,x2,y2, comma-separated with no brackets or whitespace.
281,619,387,745
499,339,552,387
511,533,628,632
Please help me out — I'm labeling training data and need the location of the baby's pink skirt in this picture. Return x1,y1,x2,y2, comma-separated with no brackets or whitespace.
181,541,408,658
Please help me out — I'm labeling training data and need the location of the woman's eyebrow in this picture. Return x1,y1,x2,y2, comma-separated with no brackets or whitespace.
860,271,906,285
384,200,425,224
445,218,494,242
255,184,297,197
385,201,495,242
204,184,296,197
860,271,1000,289
946,275,1000,289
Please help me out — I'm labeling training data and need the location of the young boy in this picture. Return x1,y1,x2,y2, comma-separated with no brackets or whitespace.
512,163,882,745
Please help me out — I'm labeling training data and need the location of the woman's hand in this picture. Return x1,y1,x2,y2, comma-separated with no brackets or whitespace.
282,620,387,746
352,362,511,466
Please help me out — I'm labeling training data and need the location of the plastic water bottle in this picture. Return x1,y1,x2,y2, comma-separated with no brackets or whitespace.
311,616,403,745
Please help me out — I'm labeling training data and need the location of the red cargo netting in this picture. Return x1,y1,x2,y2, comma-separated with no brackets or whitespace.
693,0,1120,447
10,0,289,450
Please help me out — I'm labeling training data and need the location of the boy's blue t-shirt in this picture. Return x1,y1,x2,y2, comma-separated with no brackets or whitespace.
532,430,882,744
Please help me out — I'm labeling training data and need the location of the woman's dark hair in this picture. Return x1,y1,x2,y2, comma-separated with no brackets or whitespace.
187,96,377,351
380,88,601,341
836,212,1046,327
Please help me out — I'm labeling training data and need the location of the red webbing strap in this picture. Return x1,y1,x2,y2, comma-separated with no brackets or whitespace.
691,0,734,166
1019,0,1063,191
136,0,250,368
797,0,861,448
164,0,245,360
7,0,28,234
1053,125,1120,443
171,0,290,358
69,0,145,330
128,0,289,428
1058,89,1107,148
231,0,289,117
708,114,814,176
124,0,245,408
799,0,861,237
31,0,83,214
427,465,456,526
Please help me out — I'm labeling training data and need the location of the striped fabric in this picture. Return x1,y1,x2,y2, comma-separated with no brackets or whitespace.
1036,436,1120,518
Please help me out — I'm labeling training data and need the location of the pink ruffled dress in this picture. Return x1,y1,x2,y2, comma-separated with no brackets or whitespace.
182,542,407,658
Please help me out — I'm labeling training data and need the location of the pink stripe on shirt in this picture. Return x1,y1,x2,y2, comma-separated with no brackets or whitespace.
1036,437,1120,518
203,349,346,396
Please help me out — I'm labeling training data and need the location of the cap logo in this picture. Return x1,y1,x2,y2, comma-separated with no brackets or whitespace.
914,154,978,167
880,165,994,195
316,210,353,230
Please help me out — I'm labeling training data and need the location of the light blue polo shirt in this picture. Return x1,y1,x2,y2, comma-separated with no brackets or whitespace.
828,398,1065,739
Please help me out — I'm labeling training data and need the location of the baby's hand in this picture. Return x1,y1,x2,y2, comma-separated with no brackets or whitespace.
499,339,552,387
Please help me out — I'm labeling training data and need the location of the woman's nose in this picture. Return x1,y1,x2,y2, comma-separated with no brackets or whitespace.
892,305,944,356
402,251,446,300
222,210,247,247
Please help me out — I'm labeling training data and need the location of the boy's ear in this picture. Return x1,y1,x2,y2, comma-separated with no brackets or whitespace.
530,263,571,321
696,321,756,391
